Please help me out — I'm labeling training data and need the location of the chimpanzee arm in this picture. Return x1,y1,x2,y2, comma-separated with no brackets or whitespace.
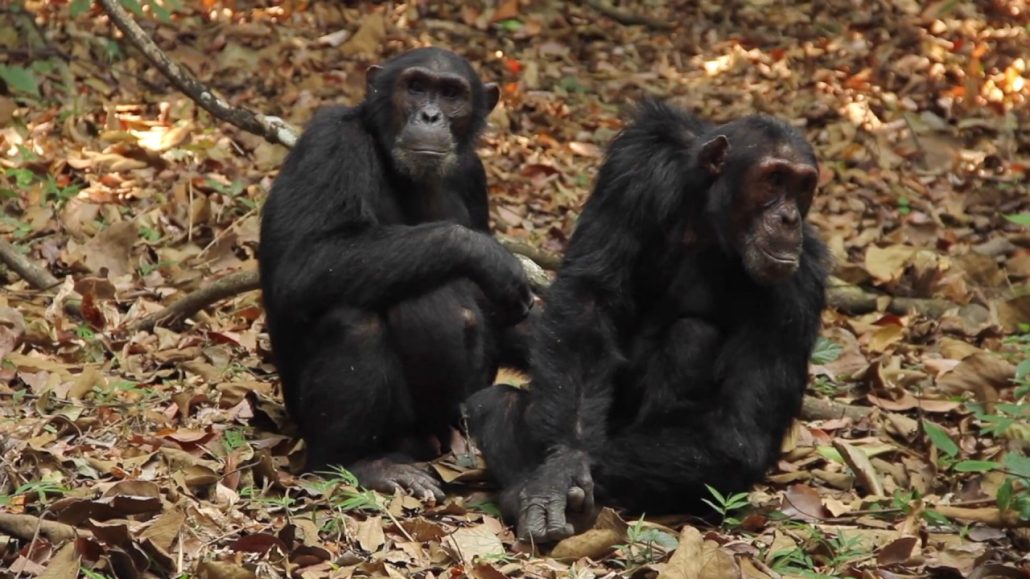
266,223,529,318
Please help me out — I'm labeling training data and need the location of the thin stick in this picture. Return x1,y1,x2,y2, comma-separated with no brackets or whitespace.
97,0,298,147
0,238,59,289
128,268,260,332
580,0,675,30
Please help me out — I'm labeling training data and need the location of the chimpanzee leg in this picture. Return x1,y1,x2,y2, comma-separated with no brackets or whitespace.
295,306,442,499
467,385,541,485
298,306,408,468
495,308,538,370
388,282,499,447
594,318,738,514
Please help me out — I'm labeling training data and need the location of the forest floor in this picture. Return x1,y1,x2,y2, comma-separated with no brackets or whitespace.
1,1,1029,577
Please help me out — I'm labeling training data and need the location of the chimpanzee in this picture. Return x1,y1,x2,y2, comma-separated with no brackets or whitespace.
259,48,533,501
468,100,829,542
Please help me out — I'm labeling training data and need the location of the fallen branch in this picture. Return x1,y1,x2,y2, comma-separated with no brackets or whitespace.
97,0,298,147
0,238,60,289
129,268,260,332
801,396,874,422
0,513,79,543
826,277,955,317
580,0,675,30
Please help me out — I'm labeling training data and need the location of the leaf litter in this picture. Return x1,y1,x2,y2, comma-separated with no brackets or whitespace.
1,0,1029,577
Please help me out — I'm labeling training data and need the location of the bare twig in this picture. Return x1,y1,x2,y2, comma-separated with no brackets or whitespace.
800,396,874,422
580,0,675,30
0,238,60,289
826,277,955,317
499,237,562,271
129,268,260,332
97,0,298,147
0,513,79,543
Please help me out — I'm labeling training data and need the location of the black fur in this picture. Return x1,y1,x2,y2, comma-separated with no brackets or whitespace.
469,100,828,535
259,48,531,489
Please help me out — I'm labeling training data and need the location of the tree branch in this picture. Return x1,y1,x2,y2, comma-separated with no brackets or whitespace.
129,268,260,332
579,0,675,30
0,238,60,289
97,0,298,147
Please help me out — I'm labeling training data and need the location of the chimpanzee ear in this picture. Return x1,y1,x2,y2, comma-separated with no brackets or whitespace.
365,65,383,93
483,83,501,113
699,135,729,176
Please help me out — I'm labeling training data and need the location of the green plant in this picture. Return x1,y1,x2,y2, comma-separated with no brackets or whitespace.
701,484,751,528
222,428,249,452
810,337,842,365
896,195,911,215
12,479,71,505
468,500,503,518
611,517,677,568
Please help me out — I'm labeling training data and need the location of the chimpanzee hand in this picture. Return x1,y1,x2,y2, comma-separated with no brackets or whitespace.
516,449,594,543
349,458,445,505
474,237,534,326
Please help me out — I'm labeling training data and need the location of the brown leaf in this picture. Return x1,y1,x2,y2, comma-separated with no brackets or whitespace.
196,560,256,579
0,306,25,360
141,509,185,551
937,353,1014,404
876,536,919,565
82,220,137,278
444,525,504,566
780,484,828,522
550,528,622,560
354,516,386,553
38,541,80,579
833,441,884,496
659,525,705,579
342,14,387,57
232,533,287,554
865,245,917,283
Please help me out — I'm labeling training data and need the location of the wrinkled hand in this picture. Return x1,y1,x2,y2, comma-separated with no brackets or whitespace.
516,450,594,543
350,459,445,505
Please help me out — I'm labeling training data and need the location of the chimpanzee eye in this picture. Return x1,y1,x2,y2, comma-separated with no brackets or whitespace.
408,79,426,95
441,85,459,99
766,168,786,187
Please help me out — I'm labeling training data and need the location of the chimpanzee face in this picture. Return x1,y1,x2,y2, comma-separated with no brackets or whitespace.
733,152,817,283
698,123,819,285
366,53,499,178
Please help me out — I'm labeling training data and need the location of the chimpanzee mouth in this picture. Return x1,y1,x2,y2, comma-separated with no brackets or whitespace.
409,148,448,156
761,247,799,265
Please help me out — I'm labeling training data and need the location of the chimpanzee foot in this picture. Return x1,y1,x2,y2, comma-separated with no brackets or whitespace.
350,458,445,505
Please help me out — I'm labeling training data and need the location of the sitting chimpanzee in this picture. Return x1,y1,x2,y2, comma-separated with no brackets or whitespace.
259,48,533,501
468,100,828,542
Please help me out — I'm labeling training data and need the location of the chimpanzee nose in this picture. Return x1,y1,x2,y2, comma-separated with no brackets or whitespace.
419,107,442,124
780,206,799,226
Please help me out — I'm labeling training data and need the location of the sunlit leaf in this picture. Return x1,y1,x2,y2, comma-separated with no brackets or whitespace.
810,337,843,364
148,0,172,22
953,460,999,473
923,420,959,457
1004,213,1030,226
120,0,144,17
1003,453,1030,480
69,0,91,17
0,65,40,97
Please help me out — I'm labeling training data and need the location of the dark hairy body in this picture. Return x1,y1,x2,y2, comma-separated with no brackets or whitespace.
469,100,829,542
259,48,532,500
